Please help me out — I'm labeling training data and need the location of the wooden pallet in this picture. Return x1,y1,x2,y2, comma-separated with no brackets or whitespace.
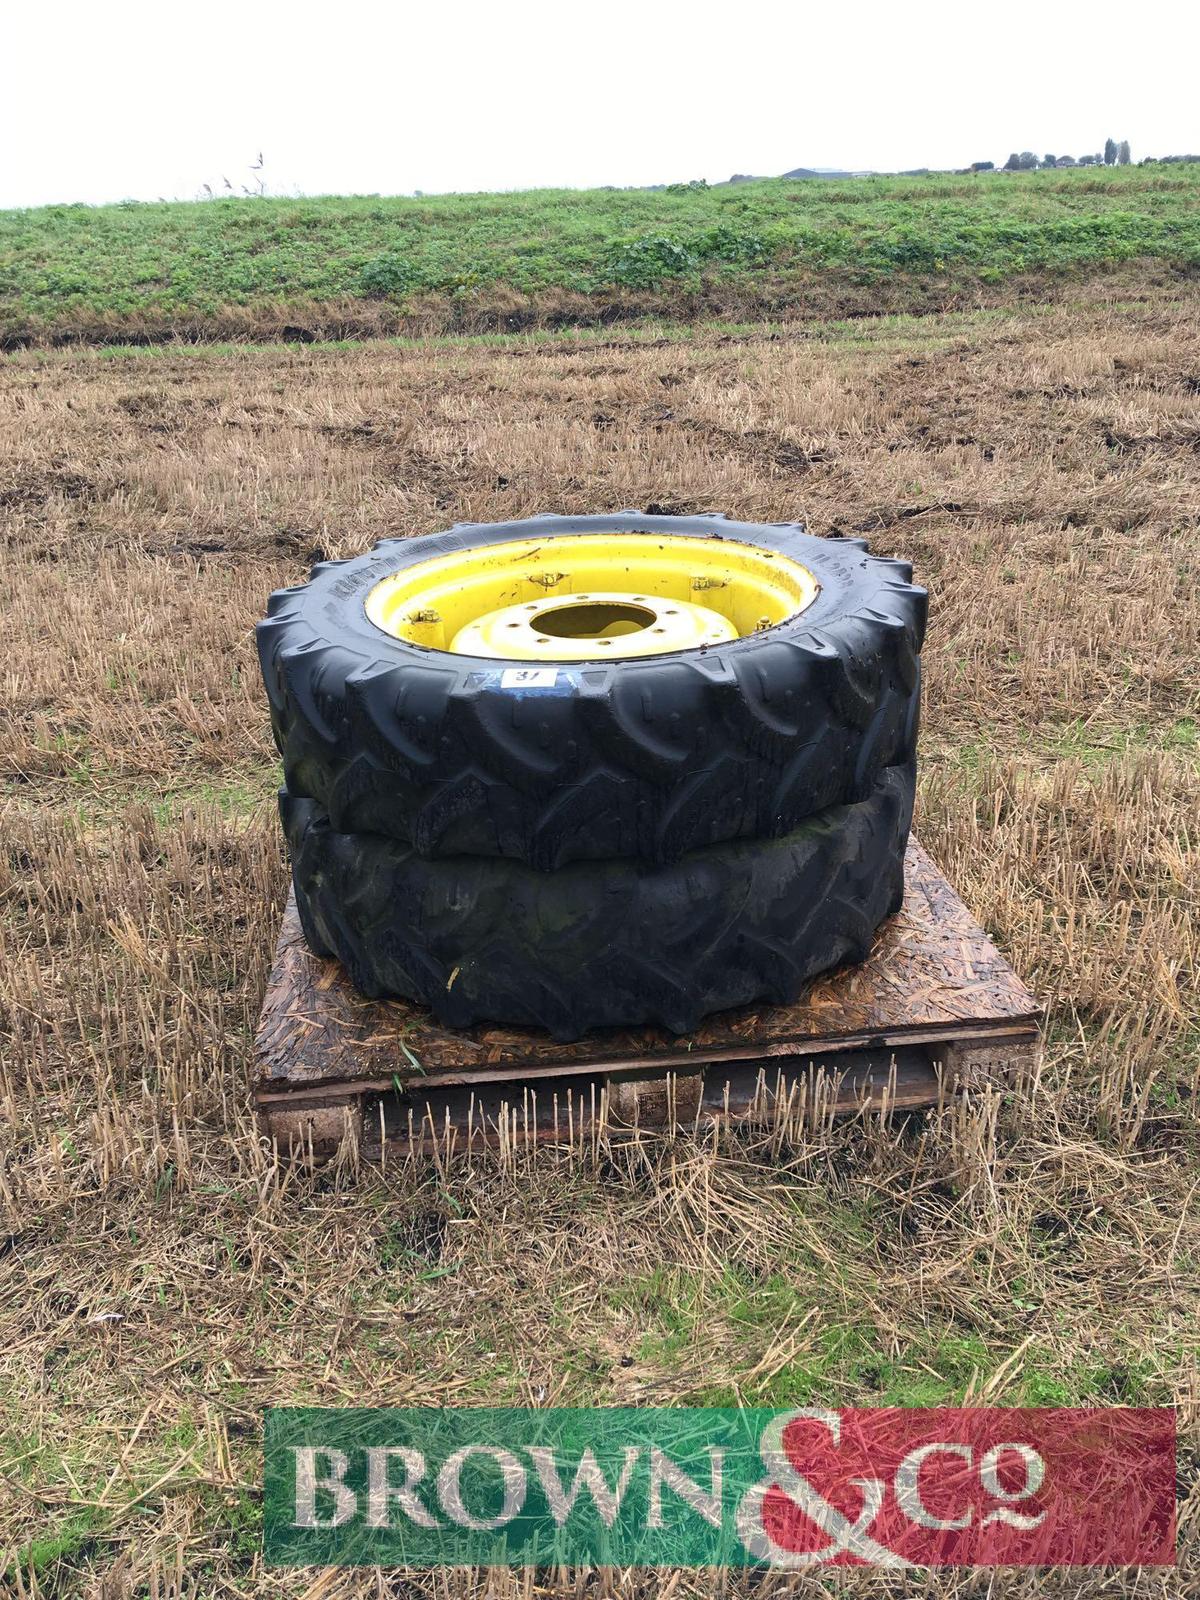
254,839,1040,1161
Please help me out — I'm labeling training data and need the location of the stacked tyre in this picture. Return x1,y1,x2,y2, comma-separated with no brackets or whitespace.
257,513,925,1042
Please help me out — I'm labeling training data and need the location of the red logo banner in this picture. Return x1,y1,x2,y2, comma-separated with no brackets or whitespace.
741,1407,1175,1566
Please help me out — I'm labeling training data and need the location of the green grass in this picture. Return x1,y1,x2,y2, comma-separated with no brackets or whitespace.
615,1259,1185,1412
4,165,1199,344
937,714,1200,776
7,1508,112,1582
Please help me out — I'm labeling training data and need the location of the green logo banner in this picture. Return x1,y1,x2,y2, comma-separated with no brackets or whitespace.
265,1408,759,1567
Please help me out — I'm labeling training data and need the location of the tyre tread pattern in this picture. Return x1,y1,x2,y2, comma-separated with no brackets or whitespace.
281,762,915,1041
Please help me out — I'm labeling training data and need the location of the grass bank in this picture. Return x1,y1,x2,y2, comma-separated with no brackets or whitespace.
3,165,1199,346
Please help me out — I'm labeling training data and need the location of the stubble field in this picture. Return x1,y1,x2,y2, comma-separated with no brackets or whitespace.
1,286,1198,1596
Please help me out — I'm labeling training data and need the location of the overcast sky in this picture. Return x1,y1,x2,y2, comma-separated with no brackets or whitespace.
3,0,1196,209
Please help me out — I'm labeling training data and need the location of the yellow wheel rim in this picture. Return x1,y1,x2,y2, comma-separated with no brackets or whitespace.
365,532,819,661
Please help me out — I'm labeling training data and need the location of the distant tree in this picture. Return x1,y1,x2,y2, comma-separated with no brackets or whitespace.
1004,152,1022,171
970,160,995,172
1018,151,1039,170
1058,155,1076,167
1117,139,1132,164
1078,153,1098,166
1104,138,1118,165
1042,154,1057,168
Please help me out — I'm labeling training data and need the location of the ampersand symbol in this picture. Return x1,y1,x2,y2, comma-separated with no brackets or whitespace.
735,1409,910,1568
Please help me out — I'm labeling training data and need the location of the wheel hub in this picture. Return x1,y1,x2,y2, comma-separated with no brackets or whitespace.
448,590,737,660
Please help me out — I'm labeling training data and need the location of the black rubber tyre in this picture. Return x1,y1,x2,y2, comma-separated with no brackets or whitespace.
280,761,915,1041
258,513,925,870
